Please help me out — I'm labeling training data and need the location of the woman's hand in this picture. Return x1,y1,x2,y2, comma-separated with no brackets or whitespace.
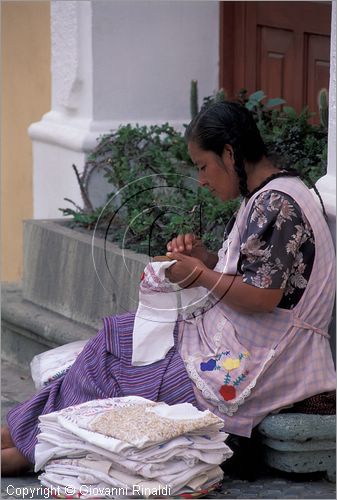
166,233,218,268
165,252,208,288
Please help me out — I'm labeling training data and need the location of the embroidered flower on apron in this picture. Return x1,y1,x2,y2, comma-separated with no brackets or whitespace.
199,351,250,401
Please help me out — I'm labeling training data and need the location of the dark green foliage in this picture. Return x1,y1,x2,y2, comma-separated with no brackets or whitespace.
318,88,329,129
60,123,238,255
61,86,327,256
209,87,328,185
190,80,199,120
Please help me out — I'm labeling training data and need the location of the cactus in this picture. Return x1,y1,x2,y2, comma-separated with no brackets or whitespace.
215,88,227,103
190,80,199,119
318,88,329,129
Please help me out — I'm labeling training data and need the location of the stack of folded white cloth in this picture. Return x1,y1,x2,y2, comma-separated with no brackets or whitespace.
36,396,233,498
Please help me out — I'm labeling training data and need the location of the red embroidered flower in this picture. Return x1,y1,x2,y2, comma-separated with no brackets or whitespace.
219,384,236,401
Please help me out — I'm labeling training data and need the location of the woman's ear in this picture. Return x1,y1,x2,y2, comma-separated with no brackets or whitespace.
222,144,234,163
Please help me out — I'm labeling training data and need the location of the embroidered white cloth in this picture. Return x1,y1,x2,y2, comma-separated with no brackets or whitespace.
131,261,178,366
131,261,211,366
30,340,88,389
36,396,232,498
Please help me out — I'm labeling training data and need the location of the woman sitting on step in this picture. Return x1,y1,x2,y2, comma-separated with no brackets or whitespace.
2,101,335,476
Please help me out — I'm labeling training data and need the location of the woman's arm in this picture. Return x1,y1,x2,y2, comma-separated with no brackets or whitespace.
166,190,311,315
165,253,283,314
198,268,283,313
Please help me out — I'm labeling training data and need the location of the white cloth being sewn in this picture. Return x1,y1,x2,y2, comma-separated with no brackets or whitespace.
131,261,178,366
131,261,211,366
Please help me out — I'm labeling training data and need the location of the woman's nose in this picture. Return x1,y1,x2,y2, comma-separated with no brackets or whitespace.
198,173,207,186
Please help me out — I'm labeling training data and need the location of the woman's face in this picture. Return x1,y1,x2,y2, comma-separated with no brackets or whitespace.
188,141,240,201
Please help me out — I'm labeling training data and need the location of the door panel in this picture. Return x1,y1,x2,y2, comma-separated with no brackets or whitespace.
306,34,330,115
220,1,331,121
258,27,295,103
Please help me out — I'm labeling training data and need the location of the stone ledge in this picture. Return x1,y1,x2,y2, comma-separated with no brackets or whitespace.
1,284,96,368
258,413,336,482
262,438,336,452
258,413,336,441
264,448,336,482
22,219,147,328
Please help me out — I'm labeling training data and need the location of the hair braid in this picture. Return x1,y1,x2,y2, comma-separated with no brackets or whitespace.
232,146,249,197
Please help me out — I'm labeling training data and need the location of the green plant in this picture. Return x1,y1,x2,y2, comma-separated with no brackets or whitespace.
61,84,328,256
190,80,199,120
204,86,327,184
318,88,329,129
60,123,238,255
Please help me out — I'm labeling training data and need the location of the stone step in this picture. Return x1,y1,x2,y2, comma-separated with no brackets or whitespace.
1,358,36,425
258,414,336,482
1,283,96,370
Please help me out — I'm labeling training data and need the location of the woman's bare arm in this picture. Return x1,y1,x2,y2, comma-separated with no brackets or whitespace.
166,252,284,314
199,268,284,314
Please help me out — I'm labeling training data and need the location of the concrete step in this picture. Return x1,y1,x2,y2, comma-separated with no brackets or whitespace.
1,358,36,425
1,283,96,370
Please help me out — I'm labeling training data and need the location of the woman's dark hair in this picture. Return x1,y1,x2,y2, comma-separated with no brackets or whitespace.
185,100,327,217
185,101,266,197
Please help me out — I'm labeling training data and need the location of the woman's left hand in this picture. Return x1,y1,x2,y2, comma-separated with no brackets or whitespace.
165,252,208,288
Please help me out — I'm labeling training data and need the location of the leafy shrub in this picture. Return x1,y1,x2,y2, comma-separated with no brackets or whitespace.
61,88,327,255
61,123,238,255
200,88,327,185
236,89,327,184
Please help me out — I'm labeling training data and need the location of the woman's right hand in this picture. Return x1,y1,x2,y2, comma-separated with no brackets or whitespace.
166,234,211,265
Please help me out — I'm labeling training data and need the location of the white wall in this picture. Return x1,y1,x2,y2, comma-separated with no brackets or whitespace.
92,0,219,124
316,0,336,243
29,0,220,219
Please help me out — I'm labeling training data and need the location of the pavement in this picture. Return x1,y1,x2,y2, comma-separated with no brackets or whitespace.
1,358,336,499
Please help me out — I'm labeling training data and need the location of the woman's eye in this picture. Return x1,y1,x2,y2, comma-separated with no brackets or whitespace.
200,165,206,172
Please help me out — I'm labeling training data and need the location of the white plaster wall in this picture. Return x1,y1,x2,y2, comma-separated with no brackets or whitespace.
29,0,219,218
315,1,336,359
327,1,336,186
316,0,336,242
51,0,93,117
92,0,219,123
32,144,87,219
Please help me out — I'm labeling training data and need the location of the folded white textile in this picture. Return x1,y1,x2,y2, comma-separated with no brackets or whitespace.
35,398,231,472
57,398,223,449
36,429,227,472
40,469,223,500
36,397,232,498
30,340,88,389
40,458,223,496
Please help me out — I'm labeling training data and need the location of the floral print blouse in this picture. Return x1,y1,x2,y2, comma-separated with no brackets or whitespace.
239,190,315,309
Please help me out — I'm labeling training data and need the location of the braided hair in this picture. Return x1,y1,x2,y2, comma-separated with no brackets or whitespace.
185,101,328,219
185,101,267,197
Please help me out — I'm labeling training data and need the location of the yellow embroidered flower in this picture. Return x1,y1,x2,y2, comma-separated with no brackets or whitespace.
222,358,241,371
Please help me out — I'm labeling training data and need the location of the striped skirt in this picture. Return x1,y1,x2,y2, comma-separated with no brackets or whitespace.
7,312,198,464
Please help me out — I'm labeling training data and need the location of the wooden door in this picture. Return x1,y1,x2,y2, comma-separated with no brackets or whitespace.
220,1,331,120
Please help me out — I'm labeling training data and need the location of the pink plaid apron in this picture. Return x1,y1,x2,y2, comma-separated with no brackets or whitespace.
178,177,336,437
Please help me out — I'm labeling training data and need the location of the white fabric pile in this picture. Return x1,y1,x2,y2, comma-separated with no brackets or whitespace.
35,396,232,498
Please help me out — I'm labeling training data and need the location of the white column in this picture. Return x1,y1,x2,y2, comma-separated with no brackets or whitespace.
29,0,219,218
315,1,336,359
316,1,336,242
29,1,97,218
